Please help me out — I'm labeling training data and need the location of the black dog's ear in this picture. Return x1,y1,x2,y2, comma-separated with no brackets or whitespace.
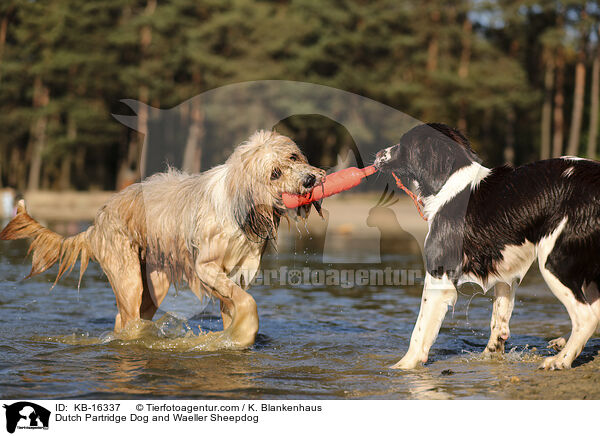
427,122,481,164
424,187,469,280
405,138,457,196
430,142,457,193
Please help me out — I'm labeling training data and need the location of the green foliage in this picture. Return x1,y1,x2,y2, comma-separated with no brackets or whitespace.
0,0,598,189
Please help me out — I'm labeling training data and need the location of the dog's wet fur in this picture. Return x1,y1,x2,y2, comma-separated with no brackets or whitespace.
1,130,325,349
375,123,600,370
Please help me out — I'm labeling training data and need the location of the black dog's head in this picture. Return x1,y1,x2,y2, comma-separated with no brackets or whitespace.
374,123,479,198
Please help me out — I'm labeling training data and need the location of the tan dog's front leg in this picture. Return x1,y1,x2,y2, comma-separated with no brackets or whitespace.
220,300,233,330
391,273,457,369
196,262,259,348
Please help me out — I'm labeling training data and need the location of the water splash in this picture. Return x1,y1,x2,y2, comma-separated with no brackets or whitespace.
459,345,544,364
33,312,243,352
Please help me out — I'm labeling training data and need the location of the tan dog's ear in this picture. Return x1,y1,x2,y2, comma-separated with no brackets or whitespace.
232,187,278,242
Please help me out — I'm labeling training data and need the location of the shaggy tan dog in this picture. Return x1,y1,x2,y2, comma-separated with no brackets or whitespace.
1,130,325,348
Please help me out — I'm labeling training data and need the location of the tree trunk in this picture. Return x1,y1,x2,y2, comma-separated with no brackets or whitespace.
182,98,204,174
27,77,50,191
10,148,26,192
59,155,72,190
117,0,156,186
74,147,86,190
504,109,516,164
0,13,8,186
457,17,471,132
587,46,599,158
483,107,493,152
137,0,156,178
119,0,156,183
0,143,3,188
0,13,8,83
8,148,18,189
566,56,586,156
41,164,51,190
59,114,77,190
136,85,150,178
541,50,554,160
426,10,440,73
552,51,565,158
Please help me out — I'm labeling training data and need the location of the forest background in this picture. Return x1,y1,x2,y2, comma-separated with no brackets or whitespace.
0,0,599,192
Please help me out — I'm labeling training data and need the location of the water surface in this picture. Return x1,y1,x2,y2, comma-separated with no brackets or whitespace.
1,221,599,400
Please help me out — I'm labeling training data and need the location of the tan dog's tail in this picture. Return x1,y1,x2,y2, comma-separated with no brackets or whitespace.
0,200,92,288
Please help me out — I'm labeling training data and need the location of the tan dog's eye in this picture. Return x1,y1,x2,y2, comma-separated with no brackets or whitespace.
271,168,282,180
290,154,299,161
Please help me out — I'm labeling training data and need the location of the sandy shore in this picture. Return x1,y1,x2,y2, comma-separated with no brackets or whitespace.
14,190,429,241
21,191,115,222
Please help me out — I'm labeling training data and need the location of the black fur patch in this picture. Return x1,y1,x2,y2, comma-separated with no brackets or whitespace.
384,123,479,198
381,123,600,304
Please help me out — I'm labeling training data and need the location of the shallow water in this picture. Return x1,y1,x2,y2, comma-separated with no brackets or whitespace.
1,221,599,400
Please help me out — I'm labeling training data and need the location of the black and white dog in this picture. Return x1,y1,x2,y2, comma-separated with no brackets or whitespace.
374,123,600,370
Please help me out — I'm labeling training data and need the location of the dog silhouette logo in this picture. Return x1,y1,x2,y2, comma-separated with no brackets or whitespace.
3,402,50,433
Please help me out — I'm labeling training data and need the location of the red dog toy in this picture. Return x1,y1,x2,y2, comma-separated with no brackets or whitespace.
282,164,427,221
282,165,377,208
282,165,427,221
